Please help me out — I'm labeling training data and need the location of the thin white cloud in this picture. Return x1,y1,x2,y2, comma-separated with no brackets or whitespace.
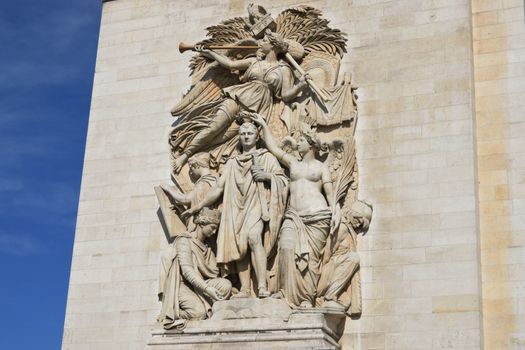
0,233,44,256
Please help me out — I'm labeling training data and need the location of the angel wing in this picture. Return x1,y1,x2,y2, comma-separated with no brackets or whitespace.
323,138,358,208
190,18,255,74
171,17,256,117
279,135,298,156
276,6,347,58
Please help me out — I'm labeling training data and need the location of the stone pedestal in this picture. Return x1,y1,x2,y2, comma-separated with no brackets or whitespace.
147,299,347,350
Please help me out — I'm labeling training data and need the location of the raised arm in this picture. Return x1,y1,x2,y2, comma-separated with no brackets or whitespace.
249,113,294,168
280,70,308,103
198,48,255,71
176,237,223,301
160,183,192,205
182,175,225,217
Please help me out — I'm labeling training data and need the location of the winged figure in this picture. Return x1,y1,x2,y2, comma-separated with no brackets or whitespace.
247,111,358,306
169,5,348,173
156,4,370,319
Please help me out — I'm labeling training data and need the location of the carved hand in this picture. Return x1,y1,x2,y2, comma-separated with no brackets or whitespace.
182,205,200,219
330,203,342,235
299,73,310,88
248,113,266,127
195,44,214,59
251,165,270,182
205,286,224,302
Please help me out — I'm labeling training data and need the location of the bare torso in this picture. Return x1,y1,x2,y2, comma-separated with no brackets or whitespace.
288,158,330,215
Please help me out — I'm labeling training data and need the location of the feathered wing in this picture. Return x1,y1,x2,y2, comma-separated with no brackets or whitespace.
324,138,357,209
189,17,255,73
171,65,238,117
171,16,256,117
276,6,349,131
275,6,347,57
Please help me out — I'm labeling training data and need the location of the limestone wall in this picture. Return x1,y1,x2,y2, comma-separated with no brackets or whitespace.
340,0,480,348
472,0,525,348
62,1,525,349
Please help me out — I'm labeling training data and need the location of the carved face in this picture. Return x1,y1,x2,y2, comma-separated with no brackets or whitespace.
188,163,202,181
201,222,218,238
348,209,371,233
258,36,273,55
349,212,364,229
296,135,312,156
239,124,258,150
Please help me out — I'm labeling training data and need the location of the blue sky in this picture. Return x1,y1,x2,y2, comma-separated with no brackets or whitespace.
0,1,101,348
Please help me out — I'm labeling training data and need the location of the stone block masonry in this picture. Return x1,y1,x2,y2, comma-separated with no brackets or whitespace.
62,0,525,349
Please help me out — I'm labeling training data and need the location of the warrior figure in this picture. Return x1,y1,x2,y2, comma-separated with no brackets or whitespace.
316,200,372,316
171,31,307,172
184,121,288,298
159,152,217,230
157,208,231,329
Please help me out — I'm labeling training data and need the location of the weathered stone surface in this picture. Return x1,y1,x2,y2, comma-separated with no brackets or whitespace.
62,0,525,349
148,299,346,350
210,298,292,321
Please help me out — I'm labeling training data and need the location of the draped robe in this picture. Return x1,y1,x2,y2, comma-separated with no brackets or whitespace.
277,208,331,306
215,149,288,265
158,234,230,329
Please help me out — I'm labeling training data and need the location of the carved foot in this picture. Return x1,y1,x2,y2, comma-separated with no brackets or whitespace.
231,289,251,299
320,299,346,311
300,300,313,308
172,154,189,173
258,287,271,298
271,291,283,299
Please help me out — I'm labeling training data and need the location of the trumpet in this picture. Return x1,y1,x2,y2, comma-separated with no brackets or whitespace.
178,42,259,54
178,42,329,103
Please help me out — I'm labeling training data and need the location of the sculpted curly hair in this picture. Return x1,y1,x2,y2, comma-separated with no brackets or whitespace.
264,30,289,53
298,130,321,150
194,208,221,226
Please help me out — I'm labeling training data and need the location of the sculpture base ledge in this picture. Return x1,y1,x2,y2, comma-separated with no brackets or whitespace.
147,299,347,350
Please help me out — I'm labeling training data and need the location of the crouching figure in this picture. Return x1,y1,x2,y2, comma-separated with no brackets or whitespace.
316,200,372,317
157,208,231,329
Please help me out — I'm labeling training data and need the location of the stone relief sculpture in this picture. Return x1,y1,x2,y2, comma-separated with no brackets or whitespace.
250,112,335,307
155,4,372,327
317,200,373,317
183,121,288,299
159,152,217,232
157,208,231,330
171,31,307,173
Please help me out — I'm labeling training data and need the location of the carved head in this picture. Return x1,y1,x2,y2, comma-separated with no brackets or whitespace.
348,200,373,234
239,121,259,150
187,152,210,180
247,3,268,22
264,31,288,53
296,130,321,156
257,31,288,59
194,208,221,238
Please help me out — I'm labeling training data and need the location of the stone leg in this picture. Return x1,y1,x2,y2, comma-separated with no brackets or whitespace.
178,283,207,320
318,252,359,302
206,277,232,300
247,220,267,294
183,99,239,157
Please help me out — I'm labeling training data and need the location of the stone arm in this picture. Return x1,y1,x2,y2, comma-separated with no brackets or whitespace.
176,238,208,293
183,176,225,216
322,164,334,208
160,183,192,205
249,113,295,168
323,163,340,237
198,48,255,71
280,70,308,103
